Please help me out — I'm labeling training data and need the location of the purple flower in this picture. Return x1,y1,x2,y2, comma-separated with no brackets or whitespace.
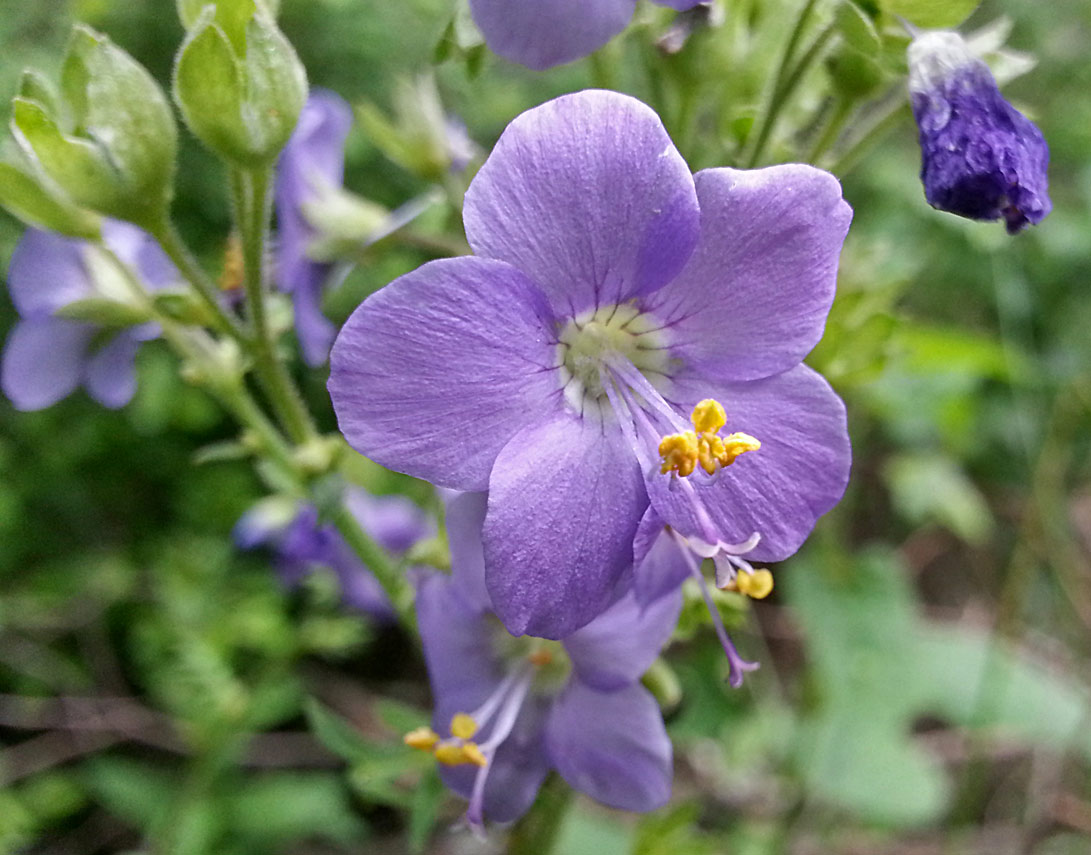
275,89,354,367
329,90,852,641
908,31,1051,234
469,0,706,70
1,221,176,411
406,492,681,831
235,488,433,620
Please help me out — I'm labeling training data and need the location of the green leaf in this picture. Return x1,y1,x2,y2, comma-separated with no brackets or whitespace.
303,697,370,763
836,2,881,56
407,767,444,854
0,160,101,238
880,0,981,29
231,772,366,844
884,453,995,544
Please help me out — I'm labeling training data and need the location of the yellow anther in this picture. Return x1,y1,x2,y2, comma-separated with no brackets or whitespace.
691,399,727,434
450,712,478,740
461,742,488,767
718,432,762,467
735,569,774,599
404,727,440,752
659,431,699,476
434,740,488,767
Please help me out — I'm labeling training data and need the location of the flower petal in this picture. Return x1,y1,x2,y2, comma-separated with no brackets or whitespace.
84,329,142,408
8,230,93,316
563,587,682,691
468,0,634,70
444,491,493,612
328,256,560,491
644,165,852,382
343,488,432,555
484,412,647,639
546,681,672,811
1,319,94,410
654,0,706,8
647,365,851,562
102,220,177,290
632,507,691,607
464,90,700,315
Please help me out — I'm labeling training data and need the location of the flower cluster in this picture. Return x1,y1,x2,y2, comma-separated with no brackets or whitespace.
329,89,853,823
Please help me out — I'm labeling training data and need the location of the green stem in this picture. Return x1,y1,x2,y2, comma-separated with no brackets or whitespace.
744,0,819,167
507,774,573,855
233,166,317,444
804,96,854,165
330,502,416,628
152,219,248,343
829,99,912,177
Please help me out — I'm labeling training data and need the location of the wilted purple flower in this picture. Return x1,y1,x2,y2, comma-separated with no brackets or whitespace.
908,30,1050,233
469,0,706,70
329,90,852,641
1,221,176,411
235,488,432,619
406,492,680,831
275,89,354,367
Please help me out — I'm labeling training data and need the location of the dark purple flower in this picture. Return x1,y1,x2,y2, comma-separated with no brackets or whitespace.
275,89,354,367
329,90,852,641
469,0,706,70
234,488,433,620
909,31,1050,234
1,221,176,411
407,492,680,831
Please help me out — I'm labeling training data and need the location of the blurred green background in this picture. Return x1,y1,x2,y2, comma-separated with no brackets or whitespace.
1,0,1090,852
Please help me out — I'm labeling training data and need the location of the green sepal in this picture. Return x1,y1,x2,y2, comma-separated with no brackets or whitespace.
172,2,306,166
53,297,152,328
152,290,219,326
0,159,101,239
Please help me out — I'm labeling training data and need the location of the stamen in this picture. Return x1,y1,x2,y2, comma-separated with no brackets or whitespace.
659,399,760,479
450,712,478,740
672,530,759,688
404,727,440,751
734,568,774,599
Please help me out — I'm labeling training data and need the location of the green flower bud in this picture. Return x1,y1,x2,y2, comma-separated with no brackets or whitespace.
172,0,306,166
9,26,177,229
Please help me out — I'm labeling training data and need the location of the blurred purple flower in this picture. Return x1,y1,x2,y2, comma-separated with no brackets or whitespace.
909,31,1050,234
1,221,176,411
330,90,852,642
235,488,432,620
469,0,706,70
408,492,680,832
275,89,354,367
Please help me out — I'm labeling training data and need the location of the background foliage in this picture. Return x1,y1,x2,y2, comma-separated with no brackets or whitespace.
1,0,1089,852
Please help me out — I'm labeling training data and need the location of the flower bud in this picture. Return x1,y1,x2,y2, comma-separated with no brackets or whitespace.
9,27,178,229
172,0,307,166
908,30,1050,233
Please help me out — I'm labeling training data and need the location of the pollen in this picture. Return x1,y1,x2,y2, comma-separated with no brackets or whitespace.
450,712,478,740
528,648,554,667
434,741,488,767
732,568,774,599
404,727,440,751
659,399,760,477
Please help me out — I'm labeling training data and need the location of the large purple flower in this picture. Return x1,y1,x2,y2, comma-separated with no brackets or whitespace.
275,89,354,367
235,488,433,620
908,31,1050,233
469,0,706,70
329,90,852,640
2,221,176,411
407,492,680,830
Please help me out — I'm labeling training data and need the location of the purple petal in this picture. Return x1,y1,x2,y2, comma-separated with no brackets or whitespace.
563,587,682,691
647,365,851,562
444,491,493,612
8,230,93,316
328,256,559,491
653,0,706,8
291,279,337,368
468,0,634,70
643,165,852,383
483,412,647,639
83,329,142,408
1,318,93,410
415,571,502,702
343,488,433,554
632,507,691,607
546,681,672,811
101,220,177,291
463,90,700,315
